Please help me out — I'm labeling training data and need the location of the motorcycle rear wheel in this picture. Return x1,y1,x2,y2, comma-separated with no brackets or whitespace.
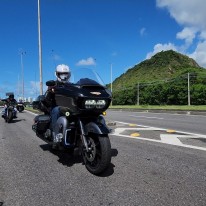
82,134,111,175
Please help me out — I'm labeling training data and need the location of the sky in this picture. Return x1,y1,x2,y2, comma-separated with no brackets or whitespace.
0,0,206,100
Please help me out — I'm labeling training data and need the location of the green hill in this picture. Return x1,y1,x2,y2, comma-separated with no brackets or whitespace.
110,50,206,105
112,50,206,89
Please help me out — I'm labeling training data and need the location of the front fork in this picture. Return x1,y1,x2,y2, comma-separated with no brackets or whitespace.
78,119,89,152
77,115,110,153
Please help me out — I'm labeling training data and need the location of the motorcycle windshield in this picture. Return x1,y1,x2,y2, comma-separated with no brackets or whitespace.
70,68,105,86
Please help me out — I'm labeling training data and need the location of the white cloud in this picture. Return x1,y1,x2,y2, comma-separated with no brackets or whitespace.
149,0,206,68
189,41,206,67
140,27,146,36
176,27,197,46
200,31,206,39
146,43,177,59
156,0,206,29
76,57,96,66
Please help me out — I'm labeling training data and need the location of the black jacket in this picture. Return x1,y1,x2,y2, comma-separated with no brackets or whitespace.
2,98,17,105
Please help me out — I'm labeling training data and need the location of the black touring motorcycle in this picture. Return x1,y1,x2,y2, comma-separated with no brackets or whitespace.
32,68,112,175
1,100,17,123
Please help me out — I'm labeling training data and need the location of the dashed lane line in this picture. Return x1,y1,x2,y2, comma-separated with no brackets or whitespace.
129,115,164,120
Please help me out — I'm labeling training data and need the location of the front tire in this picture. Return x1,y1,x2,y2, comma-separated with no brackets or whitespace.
7,110,13,123
82,134,111,175
19,106,24,112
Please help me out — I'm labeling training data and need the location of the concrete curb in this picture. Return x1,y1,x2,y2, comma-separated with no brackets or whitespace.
108,108,206,116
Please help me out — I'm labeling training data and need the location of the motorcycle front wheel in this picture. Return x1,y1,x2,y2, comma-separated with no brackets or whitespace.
82,134,111,175
19,106,24,112
7,110,13,123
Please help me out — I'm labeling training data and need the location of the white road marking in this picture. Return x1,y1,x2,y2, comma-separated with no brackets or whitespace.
111,131,162,143
129,115,164,120
114,121,206,137
160,134,183,145
111,121,206,151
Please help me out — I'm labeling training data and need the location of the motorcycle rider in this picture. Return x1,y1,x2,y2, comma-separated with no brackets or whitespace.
18,99,25,106
16,99,25,111
1,94,18,118
44,64,71,144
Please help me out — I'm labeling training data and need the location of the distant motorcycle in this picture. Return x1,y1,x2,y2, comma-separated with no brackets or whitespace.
32,68,112,175
2,101,17,123
16,102,25,112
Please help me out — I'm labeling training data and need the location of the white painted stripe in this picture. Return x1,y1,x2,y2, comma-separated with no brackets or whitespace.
114,121,206,138
110,133,162,143
111,131,206,151
129,115,164,120
110,120,206,151
160,134,183,145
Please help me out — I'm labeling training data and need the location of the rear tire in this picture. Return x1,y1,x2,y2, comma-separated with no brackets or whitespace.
82,134,111,175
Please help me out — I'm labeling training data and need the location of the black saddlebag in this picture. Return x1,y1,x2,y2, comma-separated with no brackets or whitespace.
32,115,50,134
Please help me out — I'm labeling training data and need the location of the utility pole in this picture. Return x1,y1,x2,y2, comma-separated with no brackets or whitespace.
18,75,20,98
110,63,113,106
20,50,26,101
188,72,190,106
38,0,43,95
137,82,140,105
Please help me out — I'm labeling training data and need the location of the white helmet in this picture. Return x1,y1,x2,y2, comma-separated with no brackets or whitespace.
55,64,71,83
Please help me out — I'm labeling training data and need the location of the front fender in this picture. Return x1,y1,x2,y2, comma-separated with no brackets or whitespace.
54,116,68,134
84,122,111,135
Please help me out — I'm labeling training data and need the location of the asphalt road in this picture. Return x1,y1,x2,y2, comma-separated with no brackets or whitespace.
1,110,206,206
107,109,206,135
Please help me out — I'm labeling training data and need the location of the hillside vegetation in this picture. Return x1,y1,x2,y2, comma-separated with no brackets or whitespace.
110,50,206,105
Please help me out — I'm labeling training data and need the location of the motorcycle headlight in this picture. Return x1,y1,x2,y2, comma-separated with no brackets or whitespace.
84,99,106,109
96,100,106,109
85,100,96,109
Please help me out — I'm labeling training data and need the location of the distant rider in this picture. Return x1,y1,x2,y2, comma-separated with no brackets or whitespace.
1,94,17,118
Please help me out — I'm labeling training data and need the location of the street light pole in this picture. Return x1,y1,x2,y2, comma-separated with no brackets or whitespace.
137,82,140,105
20,50,26,101
110,63,113,106
188,72,191,106
38,0,43,95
